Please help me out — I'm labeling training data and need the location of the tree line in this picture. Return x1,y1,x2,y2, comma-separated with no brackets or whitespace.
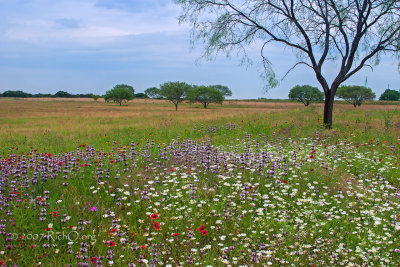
104,82,232,110
289,85,399,107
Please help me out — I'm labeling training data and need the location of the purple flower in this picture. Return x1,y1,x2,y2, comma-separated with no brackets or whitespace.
90,206,97,212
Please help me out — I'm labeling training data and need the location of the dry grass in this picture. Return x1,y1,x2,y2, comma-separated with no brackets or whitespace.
0,98,398,154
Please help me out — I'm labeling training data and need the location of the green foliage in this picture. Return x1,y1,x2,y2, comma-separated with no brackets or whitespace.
55,91,72,97
92,94,100,101
0,90,33,97
144,87,162,99
379,89,399,101
188,86,224,108
336,85,376,107
104,84,135,106
288,85,324,106
159,81,191,110
210,85,232,97
134,93,148,99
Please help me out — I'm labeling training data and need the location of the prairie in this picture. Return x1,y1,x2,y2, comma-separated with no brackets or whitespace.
0,98,399,266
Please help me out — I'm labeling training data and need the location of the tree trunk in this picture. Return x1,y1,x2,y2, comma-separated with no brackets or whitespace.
323,90,335,129
175,103,178,111
203,102,207,108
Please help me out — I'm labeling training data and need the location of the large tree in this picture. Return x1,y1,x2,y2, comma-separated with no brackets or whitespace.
336,85,376,107
159,81,192,110
188,85,224,108
176,0,400,129
104,84,135,106
379,89,400,101
288,85,324,106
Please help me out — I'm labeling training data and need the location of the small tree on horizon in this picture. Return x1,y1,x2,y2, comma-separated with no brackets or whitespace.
336,85,375,107
159,81,191,111
104,84,135,106
288,85,324,106
379,89,399,101
188,86,224,108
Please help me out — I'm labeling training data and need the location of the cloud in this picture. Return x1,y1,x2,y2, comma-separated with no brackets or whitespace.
1,0,183,45
54,18,81,29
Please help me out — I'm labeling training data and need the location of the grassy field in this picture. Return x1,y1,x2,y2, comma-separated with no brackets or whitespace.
0,98,399,266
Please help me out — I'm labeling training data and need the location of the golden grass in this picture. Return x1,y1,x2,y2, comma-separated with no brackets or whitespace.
0,98,398,154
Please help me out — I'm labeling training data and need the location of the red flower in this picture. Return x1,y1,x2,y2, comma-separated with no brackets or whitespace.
150,213,158,219
140,245,147,249
110,228,117,234
201,229,209,235
50,211,59,217
153,222,160,230
309,155,314,159
0,260,4,265
45,227,52,231
282,180,288,184
198,225,205,232
107,241,116,247
169,168,175,172
89,257,97,264
109,160,115,164
172,233,180,237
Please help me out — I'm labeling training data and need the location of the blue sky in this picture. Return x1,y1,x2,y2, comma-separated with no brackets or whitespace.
0,0,398,99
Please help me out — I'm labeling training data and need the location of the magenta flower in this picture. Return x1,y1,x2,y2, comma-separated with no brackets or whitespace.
90,206,97,211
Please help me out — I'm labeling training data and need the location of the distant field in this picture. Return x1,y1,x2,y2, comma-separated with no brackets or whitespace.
0,98,399,266
0,98,399,154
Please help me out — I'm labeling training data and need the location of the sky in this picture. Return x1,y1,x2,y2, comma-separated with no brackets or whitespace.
0,0,399,99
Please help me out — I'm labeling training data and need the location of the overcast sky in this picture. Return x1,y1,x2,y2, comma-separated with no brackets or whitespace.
0,0,399,99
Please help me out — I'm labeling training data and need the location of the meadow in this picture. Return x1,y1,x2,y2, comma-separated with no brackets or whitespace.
0,98,399,266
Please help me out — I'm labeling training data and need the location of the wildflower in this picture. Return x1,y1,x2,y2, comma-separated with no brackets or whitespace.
150,213,158,219
201,230,209,235
50,211,59,217
153,222,160,230
110,228,118,234
89,257,97,264
140,245,147,249
198,225,205,232
107,241,116,247
90,206,97,212
173,233,180,237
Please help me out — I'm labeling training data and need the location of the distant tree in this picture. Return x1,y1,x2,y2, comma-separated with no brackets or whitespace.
210,85,232,97
92,94,100,101
379,89,399,101
145,87,162,99
104,84,135,106
188,86,224,108
336,85,375,107
134,93,149,99
54,91,72,98
33,93,52,98
288,85,324,106
159,81,191,111
1,90,32,98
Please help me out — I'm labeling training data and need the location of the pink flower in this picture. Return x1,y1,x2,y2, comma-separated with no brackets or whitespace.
90,206,97,212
